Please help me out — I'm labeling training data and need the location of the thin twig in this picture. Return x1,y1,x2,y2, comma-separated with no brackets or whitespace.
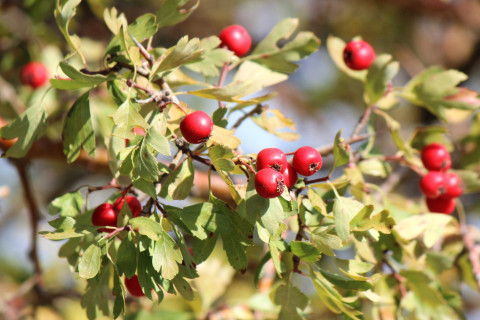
216,62,230,108
384,259,407,298
316,133,371,156
351,104,376,139
230,104,265,130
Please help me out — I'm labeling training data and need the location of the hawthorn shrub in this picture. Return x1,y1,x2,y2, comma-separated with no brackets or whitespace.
1,1,480,319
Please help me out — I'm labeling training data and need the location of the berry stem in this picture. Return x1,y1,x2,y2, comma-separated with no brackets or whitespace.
304,175,331,185
216,62,229,109
235,158,257,174
165,101,188,115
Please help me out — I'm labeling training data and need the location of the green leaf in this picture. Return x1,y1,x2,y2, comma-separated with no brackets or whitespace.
47,191,84,217
150,36,203,79
207,125,241,149
327,35,366,81
221,232,248,271
54,0,85,64
364,54,399,105
291,241,321,262
250,18,320,74
320,269,372,291
209,145,236,172
59,61,109,88
117,232,137,278
79,244,102,279
310,228,343,256
62,91,96,163
107,80,128,106
129,217,163,240
172,276,194,301
171,203,216,240
159,158,194,200
145,126,171,156
402,67,471,120
350,205,396,234
81,267,111,319
332,195,364,242
272,282,309,320
156,0,199,28
185,36,234,77
133,139,160,182
191,234,218,265
137,250,165,300
40,229,85,240
258,197,287,238
187,62,287,103
311,271,362,319
1,103,48,158
152,231,183,280
332,129,350,169
251,108,299,141
111,98,148,140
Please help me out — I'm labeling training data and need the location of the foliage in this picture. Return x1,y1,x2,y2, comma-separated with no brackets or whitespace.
1,1,480,319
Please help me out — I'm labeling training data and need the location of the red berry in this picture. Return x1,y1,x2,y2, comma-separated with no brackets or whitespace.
343,40,376,71
283,163,298,190
421,143,451,172
180,111,213,144
420,171,445,198
256,148,288,173
92,203,118,232
426,196,456,214
292,146,323,176
124,275,144,297
219,25,252,57
20,61,49,88
444,172,463,198
113,195,142,217
255,168,285,198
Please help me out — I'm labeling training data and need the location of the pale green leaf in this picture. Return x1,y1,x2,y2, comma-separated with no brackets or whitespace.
152,231,183,280
79,244,102,279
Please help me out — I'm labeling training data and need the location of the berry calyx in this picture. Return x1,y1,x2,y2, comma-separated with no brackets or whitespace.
444,172,463,198
20,61,49,89
292,146,323,176
256,148,288,173
255,168,285,198
283,163,298,190
219,25,252,57
419,171,445,198
180,110,213,144
113,195,142,217
426,196,456,214
343,40,376,71
91,203,118,232
421,143,451,172
124,275,145,297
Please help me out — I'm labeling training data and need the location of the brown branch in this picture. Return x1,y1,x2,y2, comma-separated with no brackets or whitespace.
11,160,42,279
351,104,377,139
316,133,371,156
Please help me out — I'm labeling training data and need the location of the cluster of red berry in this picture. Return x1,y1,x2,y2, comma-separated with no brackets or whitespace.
91,194,144,296
254,146,323,198
91,195,142,231
419,143,463,214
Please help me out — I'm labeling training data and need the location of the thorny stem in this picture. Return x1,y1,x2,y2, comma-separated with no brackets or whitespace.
128,31,154,66
234,158,257,174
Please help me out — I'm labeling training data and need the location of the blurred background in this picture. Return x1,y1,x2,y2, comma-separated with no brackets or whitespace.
1,0,480,319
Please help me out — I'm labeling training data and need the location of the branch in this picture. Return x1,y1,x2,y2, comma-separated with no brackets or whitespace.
316,133,371,156
11,160,42,278
230,104,265,130
351,104,376,139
